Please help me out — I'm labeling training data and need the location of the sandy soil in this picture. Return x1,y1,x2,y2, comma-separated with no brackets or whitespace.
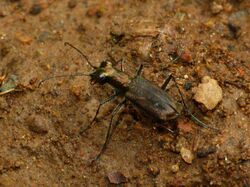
0,0,249,186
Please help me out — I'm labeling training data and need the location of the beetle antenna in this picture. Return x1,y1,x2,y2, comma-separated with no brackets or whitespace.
64,42,97,69
171,77,220,132
38,72,91,88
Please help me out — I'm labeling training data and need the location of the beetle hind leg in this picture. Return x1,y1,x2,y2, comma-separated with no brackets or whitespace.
161,73,172,90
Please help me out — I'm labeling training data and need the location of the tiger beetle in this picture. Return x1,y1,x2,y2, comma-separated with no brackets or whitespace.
39,42,219,162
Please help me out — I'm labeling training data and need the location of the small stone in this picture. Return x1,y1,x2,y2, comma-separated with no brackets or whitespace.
110,31,125,44
137,41,152,61
211,1,223,14
171,164,179,173
70,85,82,99
184,81,192,90
174,136,188,153
180,50,192,63
147,165,160,177
193,76,223,110
68,0,77,9
37,31,52,42
107,171,127,184
15,32,32,44
27,115,49,134
86,5,103,18
76,24,86,33
237,96,246,107
229,10,248,26
180,147,194,164
177,119,193,133
29,4,42,15
196,146,216,158
0,44,10,59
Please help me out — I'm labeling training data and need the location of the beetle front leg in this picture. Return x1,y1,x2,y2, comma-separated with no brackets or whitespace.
107,53,125,72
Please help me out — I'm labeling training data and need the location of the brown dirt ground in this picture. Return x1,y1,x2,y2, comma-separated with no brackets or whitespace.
0,0,249,186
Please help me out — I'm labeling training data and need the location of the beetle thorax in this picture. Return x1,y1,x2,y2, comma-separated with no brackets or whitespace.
102,62,131,88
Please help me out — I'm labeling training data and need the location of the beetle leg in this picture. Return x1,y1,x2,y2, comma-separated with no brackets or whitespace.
107,53,125,72
92,99,126,162
118,58,125,72
154,122,176,135
136,64,143,76
170,76,220,132
79,90,119,135
161,73,172,90
115,58,125,72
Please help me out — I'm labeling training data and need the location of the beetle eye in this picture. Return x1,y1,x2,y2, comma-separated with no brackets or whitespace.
100,61,107,68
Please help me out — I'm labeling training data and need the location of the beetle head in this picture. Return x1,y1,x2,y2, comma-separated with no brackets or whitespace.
90,61,115,85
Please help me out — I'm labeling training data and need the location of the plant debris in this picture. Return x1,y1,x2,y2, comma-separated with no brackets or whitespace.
0,75,19,96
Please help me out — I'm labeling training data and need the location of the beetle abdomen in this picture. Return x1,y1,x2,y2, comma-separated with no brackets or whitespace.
125,76,181,121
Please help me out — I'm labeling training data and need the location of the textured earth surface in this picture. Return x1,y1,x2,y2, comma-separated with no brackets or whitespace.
0,0,249,186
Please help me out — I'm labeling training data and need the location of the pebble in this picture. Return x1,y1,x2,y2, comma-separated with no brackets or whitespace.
29,4,42,15
86,5,103,18
210,1,223,14
180,49,192,63
237,96,247,107
229,10,248,26
110,31,125,44
147,165,160,177
196,146,217,158
0,44,10,59
37,31,52,42
107,171,127,184
15,32,32,44
137,41,153,61
184,81,192,90
70,85,82,99
180,147,194,164
171,164,179,173
193,76,223,110
27,115,49,134
68,0,77,9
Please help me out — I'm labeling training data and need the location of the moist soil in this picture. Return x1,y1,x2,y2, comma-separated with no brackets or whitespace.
0,0,249,186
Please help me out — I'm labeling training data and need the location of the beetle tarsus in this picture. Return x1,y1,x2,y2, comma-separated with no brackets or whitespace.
189,113,220,132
